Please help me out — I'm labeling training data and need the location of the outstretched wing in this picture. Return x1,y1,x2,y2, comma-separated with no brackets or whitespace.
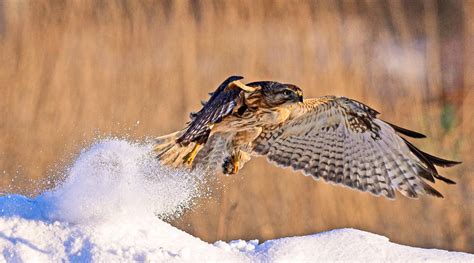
253,96,460,199
177,76,254,146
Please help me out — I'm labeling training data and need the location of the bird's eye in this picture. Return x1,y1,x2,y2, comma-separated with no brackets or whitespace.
283,90,292,96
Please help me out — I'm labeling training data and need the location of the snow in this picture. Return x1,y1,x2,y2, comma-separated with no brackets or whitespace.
1,139,472,262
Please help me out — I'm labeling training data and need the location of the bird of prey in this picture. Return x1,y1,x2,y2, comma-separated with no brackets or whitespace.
154,76,460,199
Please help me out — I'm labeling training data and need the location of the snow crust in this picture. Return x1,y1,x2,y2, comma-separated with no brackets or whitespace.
1,139,472,262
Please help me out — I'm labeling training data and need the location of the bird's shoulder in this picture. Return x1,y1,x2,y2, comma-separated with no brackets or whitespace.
288,95,379,119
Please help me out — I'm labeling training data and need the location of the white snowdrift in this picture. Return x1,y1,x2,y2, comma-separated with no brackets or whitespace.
0,139,472,262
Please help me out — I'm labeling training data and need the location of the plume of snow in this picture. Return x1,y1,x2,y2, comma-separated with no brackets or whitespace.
36,139,208,224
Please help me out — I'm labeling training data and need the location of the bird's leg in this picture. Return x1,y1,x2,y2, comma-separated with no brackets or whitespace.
222,155,239,175
222,151,251,175
183,143,202,166
232,156,240,174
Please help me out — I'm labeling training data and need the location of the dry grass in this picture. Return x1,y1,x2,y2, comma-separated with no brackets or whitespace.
0,0,472,253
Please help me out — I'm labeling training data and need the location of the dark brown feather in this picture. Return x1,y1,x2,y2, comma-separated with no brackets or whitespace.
177,76,244,145
384,120,427,138
401,137,458,184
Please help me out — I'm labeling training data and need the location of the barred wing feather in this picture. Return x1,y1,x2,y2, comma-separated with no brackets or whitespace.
177,76,244,145
253,97,460,199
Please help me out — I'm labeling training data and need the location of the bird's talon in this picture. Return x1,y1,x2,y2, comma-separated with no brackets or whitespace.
183,153,194,165
232,160,239,174
182,144,201,165
222,156,239,175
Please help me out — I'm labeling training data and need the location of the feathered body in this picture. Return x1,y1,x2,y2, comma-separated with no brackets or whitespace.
154,76,460,199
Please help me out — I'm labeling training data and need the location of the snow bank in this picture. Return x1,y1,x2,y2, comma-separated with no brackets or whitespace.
1,139,472,262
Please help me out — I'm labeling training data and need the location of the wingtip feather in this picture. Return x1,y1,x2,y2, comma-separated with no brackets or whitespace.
385,120,427,138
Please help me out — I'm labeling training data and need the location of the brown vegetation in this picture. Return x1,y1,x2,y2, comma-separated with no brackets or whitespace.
0,0,472,253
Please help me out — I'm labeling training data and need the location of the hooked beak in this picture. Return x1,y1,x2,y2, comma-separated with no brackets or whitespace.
298,94,303,102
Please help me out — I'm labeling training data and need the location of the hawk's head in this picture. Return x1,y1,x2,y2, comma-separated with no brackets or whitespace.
247,81,303,107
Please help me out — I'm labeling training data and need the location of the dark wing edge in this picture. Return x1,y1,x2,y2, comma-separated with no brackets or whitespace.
252,96,461,199
400,137,460,184
384,120,427,138
381,120,461,184
176,76,244,145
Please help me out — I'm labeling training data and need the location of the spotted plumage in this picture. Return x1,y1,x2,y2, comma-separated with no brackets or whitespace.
154,76,461,199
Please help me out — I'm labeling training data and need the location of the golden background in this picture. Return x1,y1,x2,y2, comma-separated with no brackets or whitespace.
1,0,473,253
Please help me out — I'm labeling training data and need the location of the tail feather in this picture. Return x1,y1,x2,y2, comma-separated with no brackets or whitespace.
154,131,195,168
155,131,182,146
